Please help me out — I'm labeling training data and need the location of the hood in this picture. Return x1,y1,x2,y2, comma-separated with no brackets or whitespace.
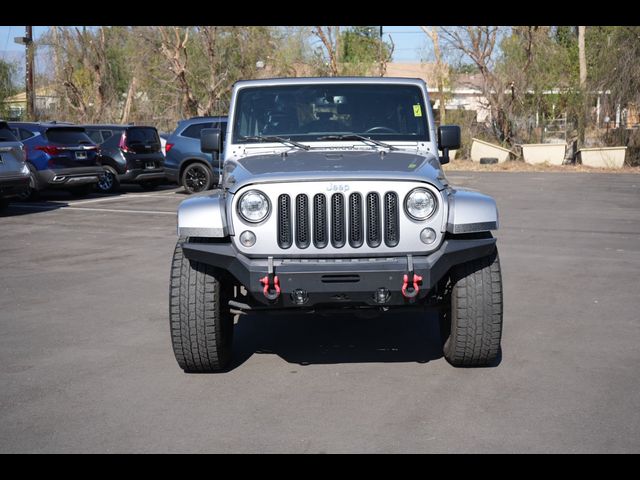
223,149,448,192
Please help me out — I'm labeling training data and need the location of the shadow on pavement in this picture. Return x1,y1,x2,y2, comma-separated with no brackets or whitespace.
0,183,181,217
227,309,445,371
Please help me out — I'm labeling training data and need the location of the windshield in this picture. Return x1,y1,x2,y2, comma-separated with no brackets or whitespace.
232,83,429,144
45,128,94,145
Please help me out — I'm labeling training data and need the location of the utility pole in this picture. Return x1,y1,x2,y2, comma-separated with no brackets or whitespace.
379,26,384,77
14,26,35,120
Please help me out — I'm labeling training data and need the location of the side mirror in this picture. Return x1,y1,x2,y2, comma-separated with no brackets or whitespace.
201,128,221,154
437,125,461,165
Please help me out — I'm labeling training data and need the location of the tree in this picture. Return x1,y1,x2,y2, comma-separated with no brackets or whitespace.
421,26,448,124
313,26,393,77
0,59,17,118
313,26,341,76
440,26,514,142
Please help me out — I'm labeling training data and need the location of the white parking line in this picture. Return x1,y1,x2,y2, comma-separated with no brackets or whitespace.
66,207,175,215
68,192,179,205
10,204,175,215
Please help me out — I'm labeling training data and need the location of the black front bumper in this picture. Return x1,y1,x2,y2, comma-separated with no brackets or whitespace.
181,237,497,308
0,175,30,198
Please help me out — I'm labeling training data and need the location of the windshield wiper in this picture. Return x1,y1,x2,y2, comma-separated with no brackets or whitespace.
317,133,399,151
239,135,310,150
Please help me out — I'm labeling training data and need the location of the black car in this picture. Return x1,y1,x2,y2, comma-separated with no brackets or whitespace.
82,125,165,193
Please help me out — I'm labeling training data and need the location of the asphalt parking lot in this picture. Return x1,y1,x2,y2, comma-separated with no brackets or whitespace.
1,172,639,453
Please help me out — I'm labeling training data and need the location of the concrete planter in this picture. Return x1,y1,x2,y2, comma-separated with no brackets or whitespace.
521,143,566,166
578,147,627,169
470,138,511,163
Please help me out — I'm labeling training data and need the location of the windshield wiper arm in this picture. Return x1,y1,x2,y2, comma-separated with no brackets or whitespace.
239,135,310,150
317,133,399,151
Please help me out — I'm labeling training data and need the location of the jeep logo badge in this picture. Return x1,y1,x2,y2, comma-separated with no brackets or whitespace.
326,183,350,192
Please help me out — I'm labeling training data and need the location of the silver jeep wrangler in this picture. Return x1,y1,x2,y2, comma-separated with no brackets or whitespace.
170,77,503,372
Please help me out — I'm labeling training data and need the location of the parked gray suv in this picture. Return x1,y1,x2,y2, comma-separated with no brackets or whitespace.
171,77,503,373
164,116,227,194
0,121,30,210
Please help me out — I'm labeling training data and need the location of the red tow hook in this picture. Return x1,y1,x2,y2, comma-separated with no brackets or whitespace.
402,273,423,299
260,256,280,301
260,275,280,301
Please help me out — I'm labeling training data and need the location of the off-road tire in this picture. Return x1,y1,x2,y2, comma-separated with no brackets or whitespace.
440,249,503,367
169,238,234,372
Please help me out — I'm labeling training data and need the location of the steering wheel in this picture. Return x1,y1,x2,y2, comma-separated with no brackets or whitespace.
364,126,397,134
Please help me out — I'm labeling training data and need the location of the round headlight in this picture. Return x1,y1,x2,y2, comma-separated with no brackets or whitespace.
405,188,437,220
238,190,270,223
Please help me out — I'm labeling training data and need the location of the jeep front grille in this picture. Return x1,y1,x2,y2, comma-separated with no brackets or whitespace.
384,192,400,247
349,193,363,248
277,192,401,250
313,194,328,248
277,194,292,249
331,193,346,248
295,194,310,248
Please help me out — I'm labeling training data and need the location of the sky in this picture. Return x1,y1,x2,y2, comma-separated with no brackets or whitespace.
0,25,431,62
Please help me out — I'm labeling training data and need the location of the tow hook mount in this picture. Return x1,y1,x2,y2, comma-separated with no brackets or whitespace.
402,254,423,299
259,256,280,301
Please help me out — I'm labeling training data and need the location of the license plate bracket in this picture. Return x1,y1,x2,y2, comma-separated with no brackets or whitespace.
75,151,87,160
145,162,155,169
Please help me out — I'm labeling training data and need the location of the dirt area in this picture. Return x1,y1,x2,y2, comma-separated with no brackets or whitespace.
445,158,640,174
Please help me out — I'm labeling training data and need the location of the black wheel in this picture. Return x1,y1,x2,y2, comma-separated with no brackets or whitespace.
69,185,94,197
169,238,234,372
181,163,212,194
0,198,9,211
96,166,120,193
480,157,499,165
15,164,39,201
440,249,503,367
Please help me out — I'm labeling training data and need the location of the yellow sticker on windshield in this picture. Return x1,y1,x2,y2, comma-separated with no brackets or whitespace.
413,104,423,117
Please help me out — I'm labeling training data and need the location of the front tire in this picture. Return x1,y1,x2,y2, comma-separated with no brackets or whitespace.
181,163,212,194
169,239,234,372
440,249,503,367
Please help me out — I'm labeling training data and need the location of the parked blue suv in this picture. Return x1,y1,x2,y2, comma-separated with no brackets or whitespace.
8,122,104,198
164,116,227,194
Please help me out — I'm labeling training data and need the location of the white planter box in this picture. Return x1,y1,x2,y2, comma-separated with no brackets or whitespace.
470,138,511,163
579,147,627,169
521,143,566,165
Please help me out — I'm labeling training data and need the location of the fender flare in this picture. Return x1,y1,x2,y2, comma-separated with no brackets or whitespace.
446,188,499,234
177,191,228,238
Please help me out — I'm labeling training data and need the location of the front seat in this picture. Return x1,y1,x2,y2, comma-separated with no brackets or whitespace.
263,94,299,136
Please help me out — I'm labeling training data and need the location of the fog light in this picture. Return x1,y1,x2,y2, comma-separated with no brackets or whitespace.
239,230,256,247
420,227,437,245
